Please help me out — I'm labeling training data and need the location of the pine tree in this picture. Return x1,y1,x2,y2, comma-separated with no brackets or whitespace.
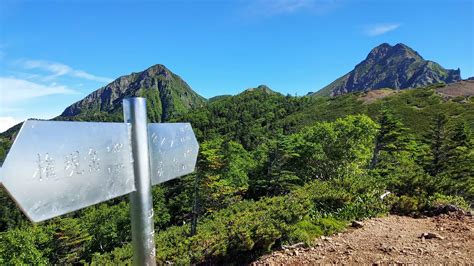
248,137,301,198
52,218,91,264
440,121,474,200
370,108,411,169
195,138,255,213
424,113,448,176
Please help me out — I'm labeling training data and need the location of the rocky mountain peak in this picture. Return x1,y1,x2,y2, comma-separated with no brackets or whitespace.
391,43,422,59
366,43,392,59
313,43,462,96
367,43,421,62
142,64,172,78
60,64,206,122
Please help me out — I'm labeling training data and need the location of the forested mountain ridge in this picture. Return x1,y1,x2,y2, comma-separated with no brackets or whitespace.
60,64,206,122
175,81,474,147
313,43,461,96
0,58,473,264
0,80,473,264
1,80,473,162
0,64,206,145
288,81,474,135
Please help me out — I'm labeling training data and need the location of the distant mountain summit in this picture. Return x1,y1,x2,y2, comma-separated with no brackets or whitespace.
61,64,206,122
313,43,461,96
243,85,280,95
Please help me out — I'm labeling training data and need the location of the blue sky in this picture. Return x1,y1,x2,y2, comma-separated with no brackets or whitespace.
0,0,473,132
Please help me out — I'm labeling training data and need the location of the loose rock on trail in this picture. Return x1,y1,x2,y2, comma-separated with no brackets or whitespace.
253,213,473,264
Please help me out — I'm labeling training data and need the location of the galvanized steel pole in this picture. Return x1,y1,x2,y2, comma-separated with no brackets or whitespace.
123,97,156,265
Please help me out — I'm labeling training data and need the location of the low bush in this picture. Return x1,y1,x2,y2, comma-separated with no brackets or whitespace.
92,176,387,264
389,193,470,216
287,219,323,245
427,193,470,210
390,195,426,215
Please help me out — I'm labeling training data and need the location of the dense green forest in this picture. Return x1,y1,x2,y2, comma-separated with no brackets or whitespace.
0,84,473,264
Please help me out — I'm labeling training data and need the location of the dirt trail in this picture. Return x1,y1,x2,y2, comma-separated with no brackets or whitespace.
253,214,473,264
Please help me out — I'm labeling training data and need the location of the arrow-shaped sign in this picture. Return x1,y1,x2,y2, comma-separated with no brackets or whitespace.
0,120,199,222
0,120,136,222
0,98,199,264
148,123,199,185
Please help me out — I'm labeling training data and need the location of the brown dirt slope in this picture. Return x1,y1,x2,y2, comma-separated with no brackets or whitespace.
436,80,474,98
253,214,474,264
358,89,399,104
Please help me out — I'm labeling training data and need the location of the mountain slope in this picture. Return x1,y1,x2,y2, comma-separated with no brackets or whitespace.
174,85,305,149
61,64,206,122
289,82,474,135
313,43,461,96
174,81,474,151
0,64,206,159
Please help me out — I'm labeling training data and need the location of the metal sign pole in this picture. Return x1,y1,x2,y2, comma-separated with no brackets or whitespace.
123,97,156,265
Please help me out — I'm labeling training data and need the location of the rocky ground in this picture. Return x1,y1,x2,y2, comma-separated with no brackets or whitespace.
253,213,473,264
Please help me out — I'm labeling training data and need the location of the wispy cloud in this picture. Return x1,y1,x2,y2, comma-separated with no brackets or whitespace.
0,77,78,104
364,23,401,36
18,60,113,83
243,0,339,17
0,106,22,113
1,57,108,132
0,117,21,133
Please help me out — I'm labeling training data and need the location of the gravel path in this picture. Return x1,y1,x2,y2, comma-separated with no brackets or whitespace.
253,213,473,264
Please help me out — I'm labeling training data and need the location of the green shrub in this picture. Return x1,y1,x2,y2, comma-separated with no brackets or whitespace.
312,217,346,235
286,217,346,246
428,193,470,210
90,244,132,265
389,193,471,216
336,194,388,221
0,226,52,265
156,226,192,264
91,176,388,264
390,195,426,215
452,96,466,103
286,219,323,245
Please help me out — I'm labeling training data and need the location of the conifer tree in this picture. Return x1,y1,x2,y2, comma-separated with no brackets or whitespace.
440,121,474,200
369,108,411,170
424,113,448,176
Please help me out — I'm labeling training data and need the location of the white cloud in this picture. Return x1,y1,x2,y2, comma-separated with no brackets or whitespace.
261,0,313,15
0,77,78,104
0,106,22,113
244,0,339,17
364,23,401,36
0,117,22,133
19,60,113,83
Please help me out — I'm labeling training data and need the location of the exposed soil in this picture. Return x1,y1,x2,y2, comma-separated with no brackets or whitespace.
359,89,398,104
253,213,474,264
436,80,474,98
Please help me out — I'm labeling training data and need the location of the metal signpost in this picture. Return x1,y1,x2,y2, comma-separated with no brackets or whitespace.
0,97,199,266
